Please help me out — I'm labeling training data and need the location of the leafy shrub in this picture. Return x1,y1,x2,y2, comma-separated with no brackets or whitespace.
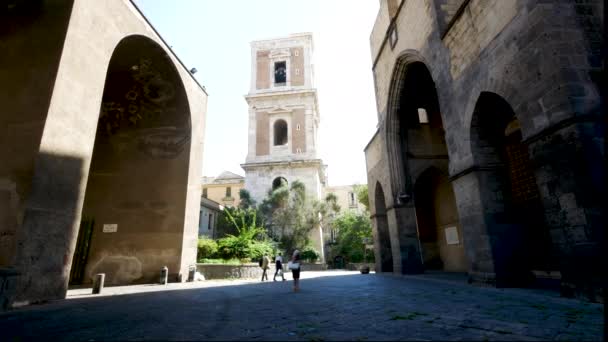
197,237,218,261
214,207,278,260
300,247,320,263
249,240,276,260
216,236,275,260
217,236,249,259
198,258,241,265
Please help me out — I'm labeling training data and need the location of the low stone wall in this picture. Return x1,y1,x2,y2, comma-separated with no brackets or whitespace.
0,267,19,311
196,263,327,279
345,263,375,271
196,263,266,280
301,263,327,271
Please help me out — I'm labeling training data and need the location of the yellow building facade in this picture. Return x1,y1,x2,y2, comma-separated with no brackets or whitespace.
201,171,245,208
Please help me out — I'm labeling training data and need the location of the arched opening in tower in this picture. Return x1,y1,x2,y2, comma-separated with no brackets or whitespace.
272,177,288,191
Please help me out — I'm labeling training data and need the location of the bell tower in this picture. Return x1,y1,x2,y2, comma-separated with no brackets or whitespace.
242,33,326,202
241,33,326,258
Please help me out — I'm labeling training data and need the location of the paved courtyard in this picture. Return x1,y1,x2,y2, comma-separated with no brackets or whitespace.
1,271,604,341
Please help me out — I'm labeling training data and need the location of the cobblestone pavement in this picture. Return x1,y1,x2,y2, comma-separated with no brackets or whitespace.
1,271,604,341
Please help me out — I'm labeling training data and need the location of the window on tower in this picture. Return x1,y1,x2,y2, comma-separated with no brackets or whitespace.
274,119,288,146
274,61,286,85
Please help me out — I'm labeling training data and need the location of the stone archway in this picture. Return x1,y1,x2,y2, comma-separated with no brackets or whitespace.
4,1,206,307
383,56,456,275
373,183,393,272
272,176,288,191
77,35,192,286
468,92,552,286
414,167,467,272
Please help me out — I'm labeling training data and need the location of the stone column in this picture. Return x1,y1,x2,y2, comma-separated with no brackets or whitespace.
451,168,530,286
371,213,392,273
528,120,605,302
371,215,383,273
386,205,423,274
451,171,496,285
12,153,86,305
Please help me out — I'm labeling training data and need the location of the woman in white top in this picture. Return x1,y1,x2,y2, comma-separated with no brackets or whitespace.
290,250,301,292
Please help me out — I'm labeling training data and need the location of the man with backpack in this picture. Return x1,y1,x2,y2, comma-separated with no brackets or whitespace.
260,254,270,281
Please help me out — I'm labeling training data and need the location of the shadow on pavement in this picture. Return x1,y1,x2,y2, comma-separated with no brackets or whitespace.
0,271,602,341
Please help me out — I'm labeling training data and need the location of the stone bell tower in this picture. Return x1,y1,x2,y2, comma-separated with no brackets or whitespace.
241,33,326,258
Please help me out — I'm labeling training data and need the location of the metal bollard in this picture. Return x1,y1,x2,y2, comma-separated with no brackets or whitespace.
160,266,168,285
92,273,105,294
187,265,196,282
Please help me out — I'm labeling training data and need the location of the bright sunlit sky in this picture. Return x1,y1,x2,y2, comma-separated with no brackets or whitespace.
134,0,380,186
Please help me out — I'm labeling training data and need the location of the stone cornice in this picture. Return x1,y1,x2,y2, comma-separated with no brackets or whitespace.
245,89,320,124
241,159,324,170
245,89,318,103
522,113,601,145
203,179,245,186
406,152,449,160
448,163,503,182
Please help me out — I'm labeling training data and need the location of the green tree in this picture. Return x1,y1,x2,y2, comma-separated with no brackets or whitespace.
215,206,239,238
300,246,320,263
259,180,326,255
197,237,218,261
353,184,370,212
324,192,341,214
216,207,275,261
238,188,256,209
215,205,264,239
332,211,373,263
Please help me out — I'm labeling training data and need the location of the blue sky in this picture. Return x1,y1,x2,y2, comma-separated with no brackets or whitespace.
134,0,379,185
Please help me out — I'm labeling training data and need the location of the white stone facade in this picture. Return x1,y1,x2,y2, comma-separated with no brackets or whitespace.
242,160,325,204
248,33,315,93
244,91,320,164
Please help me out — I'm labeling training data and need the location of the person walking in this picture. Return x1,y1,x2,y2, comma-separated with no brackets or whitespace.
261,254,270,281
289,249,301,292
273,253,285,281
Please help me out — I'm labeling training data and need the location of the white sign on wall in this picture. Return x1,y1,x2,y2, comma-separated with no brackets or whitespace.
445,226,459,245
103,224,118,233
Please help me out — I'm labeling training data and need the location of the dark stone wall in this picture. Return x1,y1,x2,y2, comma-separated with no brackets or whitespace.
369,0,604,301
0,0,74,267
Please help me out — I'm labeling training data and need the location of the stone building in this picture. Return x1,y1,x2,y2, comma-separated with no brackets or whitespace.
365,0,604,301
325,185,366,215
201,171,245,208
241,33,327,258
199,197,223,239
1,0,207,308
